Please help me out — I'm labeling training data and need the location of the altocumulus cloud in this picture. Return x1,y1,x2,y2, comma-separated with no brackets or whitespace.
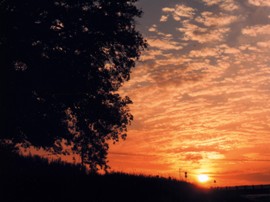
108,0,270,186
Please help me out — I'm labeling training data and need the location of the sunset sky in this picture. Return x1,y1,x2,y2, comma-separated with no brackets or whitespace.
108,0,270,186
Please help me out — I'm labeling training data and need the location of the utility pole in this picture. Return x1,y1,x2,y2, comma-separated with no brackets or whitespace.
185,171,188,182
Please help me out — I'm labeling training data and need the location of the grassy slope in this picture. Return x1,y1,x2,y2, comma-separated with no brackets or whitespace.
0,147,251,202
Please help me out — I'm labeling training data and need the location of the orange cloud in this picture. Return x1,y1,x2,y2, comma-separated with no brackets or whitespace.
195,12,238,27
160,15,168,22
202,0,239,11
147,38,183,50
162,4,196,21
248,0,270,7
178,21,230,43
242,24,270,36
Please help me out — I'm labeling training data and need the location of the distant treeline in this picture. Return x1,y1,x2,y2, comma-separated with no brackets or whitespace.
0,146,253,202
212,184,270,198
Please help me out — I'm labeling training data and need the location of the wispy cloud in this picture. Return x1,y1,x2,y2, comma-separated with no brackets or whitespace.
242,24,270,36
202,0,239,11
248,0,270,7
147,38,183,50
178,21,230,43
160,15,168,22
195,12,238,27
162,4,196,21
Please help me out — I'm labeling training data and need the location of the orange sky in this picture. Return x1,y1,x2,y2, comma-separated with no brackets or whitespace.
107,0,270,187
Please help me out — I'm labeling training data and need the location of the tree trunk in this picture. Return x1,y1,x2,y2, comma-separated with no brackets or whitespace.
81,147,84,170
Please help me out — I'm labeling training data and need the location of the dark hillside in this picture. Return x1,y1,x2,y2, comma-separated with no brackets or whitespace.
0,146,251,202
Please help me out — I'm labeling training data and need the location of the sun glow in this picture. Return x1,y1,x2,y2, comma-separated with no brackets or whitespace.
197,174,209,183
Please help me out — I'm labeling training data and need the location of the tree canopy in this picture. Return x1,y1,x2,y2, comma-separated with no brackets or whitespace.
0,0,147,171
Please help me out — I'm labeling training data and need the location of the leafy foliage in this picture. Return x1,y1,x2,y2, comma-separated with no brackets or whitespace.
0,0,147,171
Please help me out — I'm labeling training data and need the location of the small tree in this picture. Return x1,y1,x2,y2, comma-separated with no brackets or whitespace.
0,0,146,171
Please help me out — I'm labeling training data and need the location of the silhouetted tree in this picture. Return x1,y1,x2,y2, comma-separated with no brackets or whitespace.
0,0,146,171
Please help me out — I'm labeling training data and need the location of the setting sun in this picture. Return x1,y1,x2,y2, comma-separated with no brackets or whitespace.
198,174,209,183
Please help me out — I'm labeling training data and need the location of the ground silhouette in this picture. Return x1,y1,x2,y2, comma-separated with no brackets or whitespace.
0,146,255,202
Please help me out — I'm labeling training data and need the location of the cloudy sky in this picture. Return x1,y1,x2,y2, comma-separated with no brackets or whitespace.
108,0,270,186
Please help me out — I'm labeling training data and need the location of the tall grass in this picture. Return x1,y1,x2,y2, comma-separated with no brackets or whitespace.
0,145,251,202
